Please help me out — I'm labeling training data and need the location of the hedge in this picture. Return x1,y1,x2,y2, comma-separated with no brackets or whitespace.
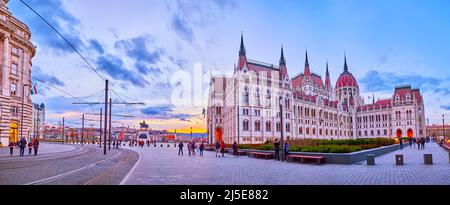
237,138,394,153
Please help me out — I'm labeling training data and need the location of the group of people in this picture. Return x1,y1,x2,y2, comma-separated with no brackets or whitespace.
8,137,40,157
273,139,290,161
214,140,226,157
178,141,206,156
406,136,429,150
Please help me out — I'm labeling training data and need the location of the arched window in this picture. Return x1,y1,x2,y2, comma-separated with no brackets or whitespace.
244,86,249,105
266,121,272,132
243,120,249,131
255,121,261,131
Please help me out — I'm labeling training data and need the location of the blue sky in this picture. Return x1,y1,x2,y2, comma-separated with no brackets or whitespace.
7,0,450,131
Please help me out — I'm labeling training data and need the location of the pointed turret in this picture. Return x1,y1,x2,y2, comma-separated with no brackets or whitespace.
325,61,331,90
239,32,246,56
279,46,288,80
279,46,286,66
344,53,349,72
237,32,247,70
304,50,311,77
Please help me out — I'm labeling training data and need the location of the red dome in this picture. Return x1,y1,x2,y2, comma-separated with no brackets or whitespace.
335,71,358,88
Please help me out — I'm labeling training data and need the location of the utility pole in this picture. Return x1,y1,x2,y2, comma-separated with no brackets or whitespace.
99,108,102,148
104,80,108,155
21,84,30,142
81,114,84,145
279,96,284,160
443,114,445,142
108,98,112,151
62,117,65,144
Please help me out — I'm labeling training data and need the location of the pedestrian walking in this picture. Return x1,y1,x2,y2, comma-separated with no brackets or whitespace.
232,141,238,157
412,138,416,148
178,141,184,156
215,141,221,157
274,139,280,161
421,137,426,149
188,142,192,156
8,141,14,156
220,140,225,157
33,138,39,156
408,138,412,148
192,141,196,155
399,137,403,149
28,140,33,155
282,142,290,161
199,142,204,156
18,137,27,157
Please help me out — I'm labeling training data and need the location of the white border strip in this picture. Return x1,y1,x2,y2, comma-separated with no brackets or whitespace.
25,151,122,185
119,148,141,185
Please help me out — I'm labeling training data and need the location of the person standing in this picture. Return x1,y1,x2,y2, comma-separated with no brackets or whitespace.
33,138,40,156
199,142,204,156
191,141,196,155
178,141,184,156
399,137,403,149
421,137,426,149
220,140,225,157
274,139,280,161
408,138,412,148
215,141,221,157
28,140,33,155
8,141,15,156
282,142,290,161
187,141,192,156
232,141,238,157
18,137,27,157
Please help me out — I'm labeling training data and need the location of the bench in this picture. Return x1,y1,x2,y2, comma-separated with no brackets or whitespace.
442,143,450,151
248,152,274,159
287,154,325,165
228,150,248,156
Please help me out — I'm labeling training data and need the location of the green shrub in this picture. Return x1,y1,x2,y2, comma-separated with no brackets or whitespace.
300,145,362,153
238,144,252,149
255,144,274,150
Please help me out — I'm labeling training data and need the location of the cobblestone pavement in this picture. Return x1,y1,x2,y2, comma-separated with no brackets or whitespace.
0,144,138,185
123,142,450,185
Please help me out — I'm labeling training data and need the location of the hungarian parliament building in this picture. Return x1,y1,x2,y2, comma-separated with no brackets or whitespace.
207,34,426,144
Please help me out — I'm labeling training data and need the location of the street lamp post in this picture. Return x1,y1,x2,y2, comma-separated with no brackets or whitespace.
279,96,284,160
443,115,445,143
21,84,30,142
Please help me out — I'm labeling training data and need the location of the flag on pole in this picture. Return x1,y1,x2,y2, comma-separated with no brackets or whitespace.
202,108,206,118
30,83,38,95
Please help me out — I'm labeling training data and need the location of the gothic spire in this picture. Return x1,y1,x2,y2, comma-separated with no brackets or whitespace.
305,50,309,67
326,60,329,76
239,31,246,56
279,46,286,66
344,52,349,72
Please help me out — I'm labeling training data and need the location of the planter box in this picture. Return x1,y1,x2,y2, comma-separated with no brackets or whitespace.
239,144,403,164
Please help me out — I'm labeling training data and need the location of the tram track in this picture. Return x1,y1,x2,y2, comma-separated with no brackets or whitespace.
26,150,123,185
0,146,95,171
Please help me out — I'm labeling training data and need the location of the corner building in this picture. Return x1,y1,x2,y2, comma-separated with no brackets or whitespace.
0,0,36,145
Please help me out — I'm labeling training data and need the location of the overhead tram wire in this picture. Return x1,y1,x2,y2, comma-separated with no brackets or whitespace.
20,0,144,104
1,64,99,105
19,0,105,82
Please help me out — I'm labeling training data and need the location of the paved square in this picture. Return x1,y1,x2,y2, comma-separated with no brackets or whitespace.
123,142,450,185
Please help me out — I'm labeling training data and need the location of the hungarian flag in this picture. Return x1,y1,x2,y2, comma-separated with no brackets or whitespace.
30,83,38,95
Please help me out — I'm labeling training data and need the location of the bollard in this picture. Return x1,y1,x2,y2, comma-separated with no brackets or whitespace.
367,154,375,165
160,144,163,147
154,144,156,147
423,154,433,165
167,144,170,147
395,154,404,165
449,152,450,163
